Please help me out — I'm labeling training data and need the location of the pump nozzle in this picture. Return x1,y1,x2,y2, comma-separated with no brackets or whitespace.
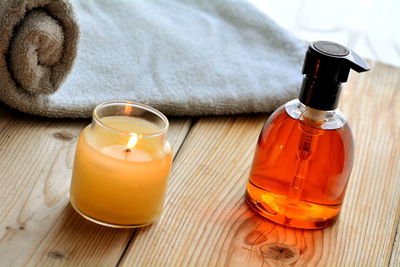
299,41,370,110
344,48,370,73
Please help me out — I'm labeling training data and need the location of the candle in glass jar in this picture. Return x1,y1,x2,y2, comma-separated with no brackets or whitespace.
70,103,172,228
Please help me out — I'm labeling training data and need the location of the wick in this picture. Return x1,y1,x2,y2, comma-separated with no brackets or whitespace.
124,148,131,160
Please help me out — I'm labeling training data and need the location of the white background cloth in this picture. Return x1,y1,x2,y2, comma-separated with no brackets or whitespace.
250,0,400,67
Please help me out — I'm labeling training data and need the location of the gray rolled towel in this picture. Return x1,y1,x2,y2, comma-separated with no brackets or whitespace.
0,0,78,107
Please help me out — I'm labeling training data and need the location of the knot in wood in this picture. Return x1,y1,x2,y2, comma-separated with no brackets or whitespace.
48,250,66,259
53,131,75,142
260,243,298,262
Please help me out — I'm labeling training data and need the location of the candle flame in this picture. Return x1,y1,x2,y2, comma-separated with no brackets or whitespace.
126,134,138,150
124,105,132,115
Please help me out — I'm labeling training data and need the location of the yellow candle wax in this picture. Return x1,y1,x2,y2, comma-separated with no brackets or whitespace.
70,116,172,227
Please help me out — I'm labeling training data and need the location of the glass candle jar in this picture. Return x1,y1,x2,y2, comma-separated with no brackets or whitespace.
70,101,172,228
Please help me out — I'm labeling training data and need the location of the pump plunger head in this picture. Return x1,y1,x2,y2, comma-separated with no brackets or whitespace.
299,41,370,110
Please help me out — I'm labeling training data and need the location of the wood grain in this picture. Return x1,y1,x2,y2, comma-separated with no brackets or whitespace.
119,62,400,266
0,62,398,266
119,115,267,266
0,106,192,267
341,62,400,267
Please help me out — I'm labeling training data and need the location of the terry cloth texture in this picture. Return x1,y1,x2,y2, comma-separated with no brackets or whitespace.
0,0,79,113
0,0,306,118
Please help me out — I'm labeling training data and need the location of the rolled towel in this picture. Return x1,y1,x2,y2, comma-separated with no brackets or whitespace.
0,0,78,105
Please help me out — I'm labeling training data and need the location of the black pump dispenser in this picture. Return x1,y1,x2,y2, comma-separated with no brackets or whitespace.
299,41,370,110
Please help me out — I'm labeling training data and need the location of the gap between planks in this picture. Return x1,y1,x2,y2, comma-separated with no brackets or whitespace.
114,117,197,267
0,107,193,267
390,221,400,267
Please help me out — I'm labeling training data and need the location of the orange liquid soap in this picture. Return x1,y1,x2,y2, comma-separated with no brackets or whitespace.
246,41,370,229
247,102,353,229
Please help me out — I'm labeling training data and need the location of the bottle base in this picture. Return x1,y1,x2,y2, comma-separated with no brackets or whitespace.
70,201,156,229
246,190,339,230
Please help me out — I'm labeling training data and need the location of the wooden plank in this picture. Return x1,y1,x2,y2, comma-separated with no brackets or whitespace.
341,62,400,267
119,115,267,266
119,62,400,266
0,105,192,266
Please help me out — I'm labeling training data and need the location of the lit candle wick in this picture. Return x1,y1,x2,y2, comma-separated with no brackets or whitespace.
124,148,131,160
124,134,139,159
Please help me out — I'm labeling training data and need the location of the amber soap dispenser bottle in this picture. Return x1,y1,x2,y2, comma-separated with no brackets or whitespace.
246,41,370,229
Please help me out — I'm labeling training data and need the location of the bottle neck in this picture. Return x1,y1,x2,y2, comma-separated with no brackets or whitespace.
300,106,327,123
285,99,346,130
299,76,343,111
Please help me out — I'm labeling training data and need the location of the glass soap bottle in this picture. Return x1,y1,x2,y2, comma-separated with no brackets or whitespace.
246,41,370,229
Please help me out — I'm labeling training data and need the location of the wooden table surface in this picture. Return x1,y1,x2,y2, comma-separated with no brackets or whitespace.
0,62,399,266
